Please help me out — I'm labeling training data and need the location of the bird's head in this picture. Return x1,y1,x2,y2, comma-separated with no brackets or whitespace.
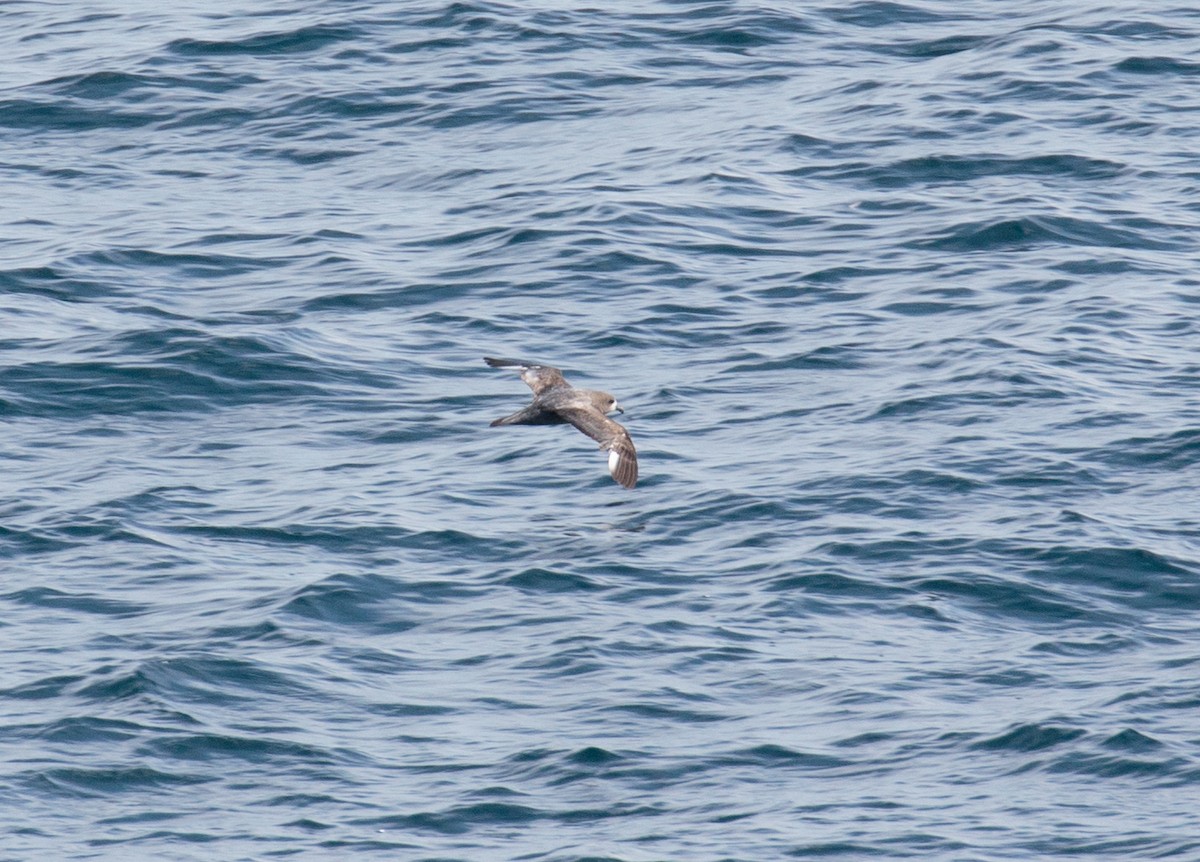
594,391,624,415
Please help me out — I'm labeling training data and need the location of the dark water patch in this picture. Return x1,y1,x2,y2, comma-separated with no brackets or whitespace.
1020,546,1200,612
1045,751,1184,780
914,216,1179,253
975,667,1043,687
365,700,457,719
514,644,607,676
1017,835,1199,858
27,766,210,799
887,469,984,495
168,25,359,57
140,733,336,765
0,99,162,132
424,92,604,129
77,656,307,707
606,702,730,724
562,248,683,276
1161,655,1200,670
77,247,284,278
824,2,950,27
0,521,197,557
879,33,992,59
301,280,494,312
0,675,86,702
0,357,323,418
1030,634,1135,657
280,573,422,633
95,810,185,826
716,744,851,770
3,587,147,618
1101,729,1162,752
33,716,145,745
869,384,1065,420
670,646,761,670
1086,428,1200,471
785,841,882,857
40,70,153,100
726,345,865,373
834,731,896,749
0,265,115,303
381,34,473,55
357,800,657,836
203,620,295,645
283,816,334,832
1053,17,1196,40
993,276,1078,295
880,300,973,316
0,526,78,556
353,805,538,836
762,571,909,605
38,70,244,143
1114,56,1200,76
992,457,1108,490
913,576,1098,626
691,494,805,526
173,524,515,562
779,131,838,156
566,746,622,767
272,146,362,165
895,601,957,625
153,106,261,132
847,154,1126,189
88,830,227,851
972,723,1085,753
672,29,776,51
667,8,816,50
261,792,344,810
278,90,427,123
1052,257,1144,276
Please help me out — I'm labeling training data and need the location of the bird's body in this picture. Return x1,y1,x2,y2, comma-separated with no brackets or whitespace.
484,357,638,488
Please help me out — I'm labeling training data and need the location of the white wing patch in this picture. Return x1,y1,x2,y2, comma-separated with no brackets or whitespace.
608,449,620,472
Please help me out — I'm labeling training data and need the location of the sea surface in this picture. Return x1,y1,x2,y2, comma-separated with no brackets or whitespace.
3,2,1200,860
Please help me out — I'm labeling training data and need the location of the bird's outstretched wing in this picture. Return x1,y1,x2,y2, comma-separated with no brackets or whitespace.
483,357,567,396
556,406,638,489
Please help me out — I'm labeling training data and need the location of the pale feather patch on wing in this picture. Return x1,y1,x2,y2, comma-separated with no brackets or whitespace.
518,365,567,395
483,357,567,395
606,438,638,488
523,367,549,389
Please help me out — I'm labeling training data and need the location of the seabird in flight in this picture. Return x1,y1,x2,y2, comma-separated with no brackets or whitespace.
484,357,638,489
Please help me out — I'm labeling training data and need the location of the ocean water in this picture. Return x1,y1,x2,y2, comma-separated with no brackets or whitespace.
2,1,1199,859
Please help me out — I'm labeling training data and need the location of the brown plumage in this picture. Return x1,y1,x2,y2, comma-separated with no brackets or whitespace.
484,357,638,489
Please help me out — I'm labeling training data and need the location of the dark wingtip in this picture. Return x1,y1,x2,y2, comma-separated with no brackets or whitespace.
486,356,539,369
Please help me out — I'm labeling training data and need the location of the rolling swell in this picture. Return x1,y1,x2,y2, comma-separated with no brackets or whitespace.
3,1,1200,860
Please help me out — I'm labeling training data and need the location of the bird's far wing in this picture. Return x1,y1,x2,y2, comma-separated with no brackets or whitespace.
483,357,567,395
556,406,638,489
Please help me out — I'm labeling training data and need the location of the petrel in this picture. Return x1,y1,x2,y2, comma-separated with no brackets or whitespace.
484,357,638,489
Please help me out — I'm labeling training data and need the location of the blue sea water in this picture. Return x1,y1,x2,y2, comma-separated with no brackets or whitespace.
3,1,1200,859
